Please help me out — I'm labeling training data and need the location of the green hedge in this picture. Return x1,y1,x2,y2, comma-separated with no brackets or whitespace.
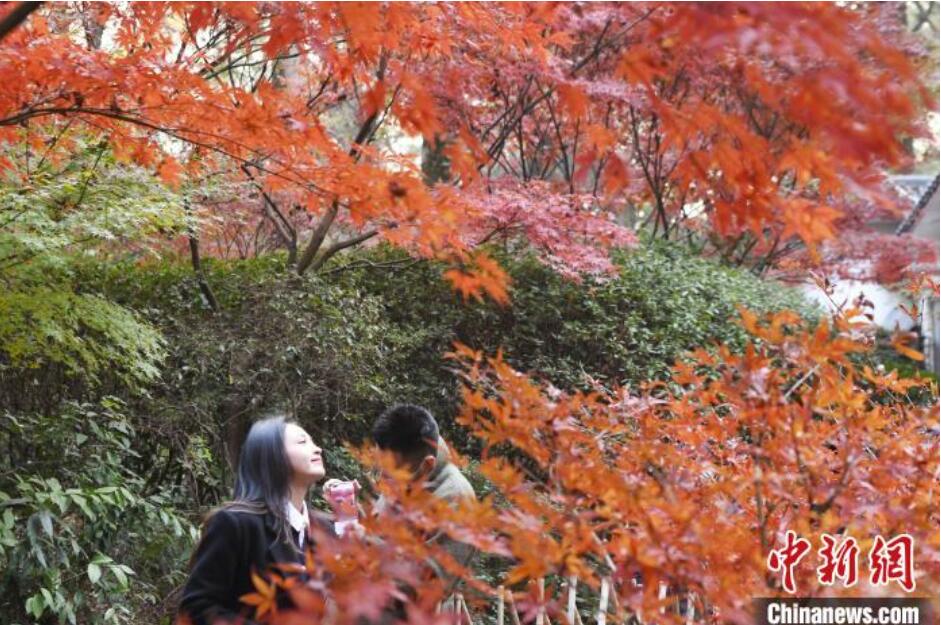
83,241,814,457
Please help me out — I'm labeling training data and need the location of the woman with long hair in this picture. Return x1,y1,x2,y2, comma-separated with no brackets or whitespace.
178,413,333,625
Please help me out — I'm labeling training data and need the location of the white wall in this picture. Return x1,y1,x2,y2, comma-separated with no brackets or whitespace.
801,281,914,331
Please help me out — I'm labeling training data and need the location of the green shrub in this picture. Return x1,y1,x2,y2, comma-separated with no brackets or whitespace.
79,240,814,468
0,398,196,625
0,142,183,395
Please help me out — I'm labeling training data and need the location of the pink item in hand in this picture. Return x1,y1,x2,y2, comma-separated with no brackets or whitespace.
324,480,359,536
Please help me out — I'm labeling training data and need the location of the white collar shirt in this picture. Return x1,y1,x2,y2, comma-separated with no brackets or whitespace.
285,500,309,548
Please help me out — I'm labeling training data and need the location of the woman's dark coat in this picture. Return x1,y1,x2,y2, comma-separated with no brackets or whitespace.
178,507,332,625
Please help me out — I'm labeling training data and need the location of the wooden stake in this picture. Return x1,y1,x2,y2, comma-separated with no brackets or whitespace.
497,585,506,625
597,577,610,625
537,578,546,625
608,578,622,621
658,581,668,615
459,593,474,625
507,589,523,625
566,576,578,625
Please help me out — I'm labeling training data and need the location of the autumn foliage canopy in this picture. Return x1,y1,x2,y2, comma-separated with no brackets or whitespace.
1,2,936,289
1,2,937,624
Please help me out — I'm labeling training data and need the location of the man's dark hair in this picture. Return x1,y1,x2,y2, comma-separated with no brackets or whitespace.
372,404,439,463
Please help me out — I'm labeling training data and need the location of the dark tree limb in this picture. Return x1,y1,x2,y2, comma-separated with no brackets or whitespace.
294,105,377,274
184,203,219,312
240,164,297,264
295,200,339,275
295,55,388,275
0,1,40,43
307,228,379,274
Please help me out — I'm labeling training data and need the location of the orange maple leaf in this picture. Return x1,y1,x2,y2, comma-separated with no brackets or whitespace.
240,570,279,619
443,251,511,306
891,331,925,362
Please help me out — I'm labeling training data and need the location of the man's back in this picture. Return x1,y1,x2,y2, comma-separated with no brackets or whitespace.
424,437,476,589
426,437,475,503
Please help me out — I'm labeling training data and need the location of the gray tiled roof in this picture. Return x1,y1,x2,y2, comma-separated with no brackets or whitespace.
893,174,940,235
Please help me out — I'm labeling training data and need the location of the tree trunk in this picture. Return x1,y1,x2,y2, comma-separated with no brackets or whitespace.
185,203,219,311
422,135,452,184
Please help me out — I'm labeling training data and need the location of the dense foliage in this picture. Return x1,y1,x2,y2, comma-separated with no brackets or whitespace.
0,241,813,624
0,3,936,625
1,2,935,296
0,399,195,625
97,242,813,452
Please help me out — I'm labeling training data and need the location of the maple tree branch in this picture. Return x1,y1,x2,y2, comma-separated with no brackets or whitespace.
203,50,302,81
588,104,615,199
544,92,573,186
751,232,783,275
320,257,420,276
735,235,761,266
304,75,330,109
240,164,298,264
361,82,402,148
307,229,380,274
569,118,581,195
783,365,819,401
296,201,338,275
484,79,541,167
910,1,938,32
296,58,387,275
1,106,333,198
0,205,29,230
570,18,614,74
32,119,75,173
629,106,669,237
0,234,98,272
719,232,747,265
0,1,40,43
72,140,108,210
809,452,853,515
790,416,818,512
515,101,528,181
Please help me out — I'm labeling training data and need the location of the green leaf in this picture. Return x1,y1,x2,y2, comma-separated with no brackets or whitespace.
72,494,96,520
87,562,102,584
25,594,45,619
39,510,53,537
110,565,128,587
51,491,69,514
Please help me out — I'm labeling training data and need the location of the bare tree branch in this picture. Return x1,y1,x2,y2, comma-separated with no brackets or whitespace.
307,229,379,273
0,1,41,43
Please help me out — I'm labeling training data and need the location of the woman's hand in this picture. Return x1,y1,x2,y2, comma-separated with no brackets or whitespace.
322,478,343,494
323,478,361,495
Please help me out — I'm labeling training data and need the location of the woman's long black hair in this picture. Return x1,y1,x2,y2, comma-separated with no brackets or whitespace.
199,413,300,556
233,415,293,512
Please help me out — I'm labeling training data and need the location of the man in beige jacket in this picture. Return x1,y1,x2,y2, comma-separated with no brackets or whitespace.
371,404,476,601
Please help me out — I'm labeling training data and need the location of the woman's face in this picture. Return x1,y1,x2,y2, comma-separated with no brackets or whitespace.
284,423,325,483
